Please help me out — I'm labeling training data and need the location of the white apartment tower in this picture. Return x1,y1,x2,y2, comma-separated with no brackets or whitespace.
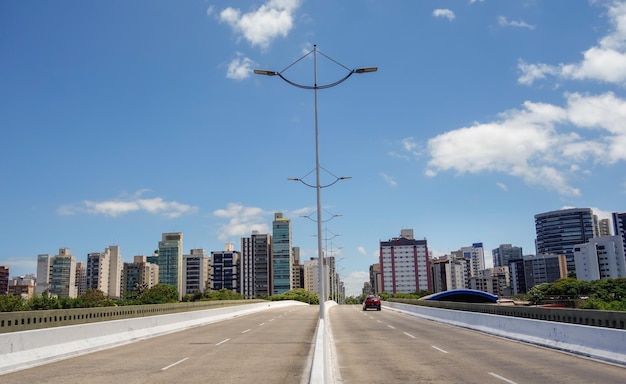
86,245,122,299
183,249,210,295
574,236,626,281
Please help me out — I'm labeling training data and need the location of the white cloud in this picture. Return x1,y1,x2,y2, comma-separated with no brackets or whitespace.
426,92,626,196
58,192,198,218
343,270,369,297
380,172,398,187
496,182,508,191
226,53,255,80
433,9,455,21
213,203,271,241
219,0,302,49
357,246,367,256
498,15,535,30
518,1,626,85
206,6,215,16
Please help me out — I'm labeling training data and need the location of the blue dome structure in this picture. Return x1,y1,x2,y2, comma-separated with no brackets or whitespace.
420,289,498,303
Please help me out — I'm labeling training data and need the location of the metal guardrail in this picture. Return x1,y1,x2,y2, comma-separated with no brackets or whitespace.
0,300,265,333
389,299,626,330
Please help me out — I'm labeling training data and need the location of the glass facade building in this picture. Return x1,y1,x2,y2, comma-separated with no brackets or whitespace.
272,213,292,295
534,208,596,274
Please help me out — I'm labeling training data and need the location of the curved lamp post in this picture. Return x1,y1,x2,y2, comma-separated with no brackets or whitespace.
254,45,377,320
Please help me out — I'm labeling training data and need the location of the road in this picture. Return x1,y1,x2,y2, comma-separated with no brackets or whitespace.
330,305,626,383
2,304,626,383
1,305,319,384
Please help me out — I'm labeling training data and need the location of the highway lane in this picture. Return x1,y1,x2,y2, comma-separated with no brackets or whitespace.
330,305,626,383
1,304,318,384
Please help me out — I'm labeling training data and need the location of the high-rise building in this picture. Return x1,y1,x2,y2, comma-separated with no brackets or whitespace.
38,248,77,298
303,257,327,297
431,254,470,293
574,236,626,281
35,254,51,295
272,213,292,294
87,251,110,294
597,218,612,237
155,232,183,299
122,256,159,297
612,212,626,256
523,253,568,290
535,208,597,274
241,231,272,299
492,244,523,268
509,258,528,295
458,243,485,278
369,263,381,294
379,229,431,294
86,246,122,298
469,266,510,296
183,249,210,295
75,262,87,296
0,266,8,295
292,246,303,290
108,245,122,299
211,243,240,291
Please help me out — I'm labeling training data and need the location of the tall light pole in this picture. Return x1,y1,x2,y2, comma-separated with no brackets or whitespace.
254,45,377,320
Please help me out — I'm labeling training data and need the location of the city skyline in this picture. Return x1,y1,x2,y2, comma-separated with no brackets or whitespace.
2,1,625,297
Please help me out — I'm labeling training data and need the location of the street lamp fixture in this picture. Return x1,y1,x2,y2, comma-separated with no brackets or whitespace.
254,45,376,321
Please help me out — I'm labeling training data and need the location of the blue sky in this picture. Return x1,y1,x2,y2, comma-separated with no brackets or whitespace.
1,0,625,297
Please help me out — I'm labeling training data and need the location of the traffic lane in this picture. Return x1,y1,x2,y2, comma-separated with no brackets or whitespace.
1,304,319,384
376,306,626,383
330,305,625,383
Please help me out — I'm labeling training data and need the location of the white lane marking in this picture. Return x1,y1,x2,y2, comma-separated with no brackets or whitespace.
259,322,265,326
242,329,252,334
387,325,396,329
488,372,518,384
403,332,416,339
216,338,231,346
161,358,189,371
269,318,275,322
431,345,448,354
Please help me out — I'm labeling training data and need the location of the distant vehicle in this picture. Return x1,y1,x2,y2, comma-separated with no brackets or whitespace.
362,295,381,311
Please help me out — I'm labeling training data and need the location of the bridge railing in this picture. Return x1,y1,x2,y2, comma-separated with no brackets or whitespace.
389,298,626,329
0,300,264,334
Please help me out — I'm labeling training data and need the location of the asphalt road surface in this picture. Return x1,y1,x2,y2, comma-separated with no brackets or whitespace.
330,305,626,383
3,304,626,384
1,305,319,384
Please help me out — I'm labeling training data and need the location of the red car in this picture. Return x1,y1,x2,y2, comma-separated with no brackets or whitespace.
362,295,381,311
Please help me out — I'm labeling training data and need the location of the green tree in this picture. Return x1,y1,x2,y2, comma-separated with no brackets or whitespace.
28,292,61,310
78,289,116,307
268,288,318,304
139,284,179,304
203,288,243,301
0,294,27,312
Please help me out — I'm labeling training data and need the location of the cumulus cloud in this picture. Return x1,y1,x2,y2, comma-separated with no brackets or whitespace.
226,53,255,80
213,202,271,241
433,9,455,21
58,192,198,218
498,15,535,30
518,1,626,85
425,92,626,196
219,0,301,49
357,246,367,256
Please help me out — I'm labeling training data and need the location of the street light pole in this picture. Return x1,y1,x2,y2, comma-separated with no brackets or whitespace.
254,45,377,320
